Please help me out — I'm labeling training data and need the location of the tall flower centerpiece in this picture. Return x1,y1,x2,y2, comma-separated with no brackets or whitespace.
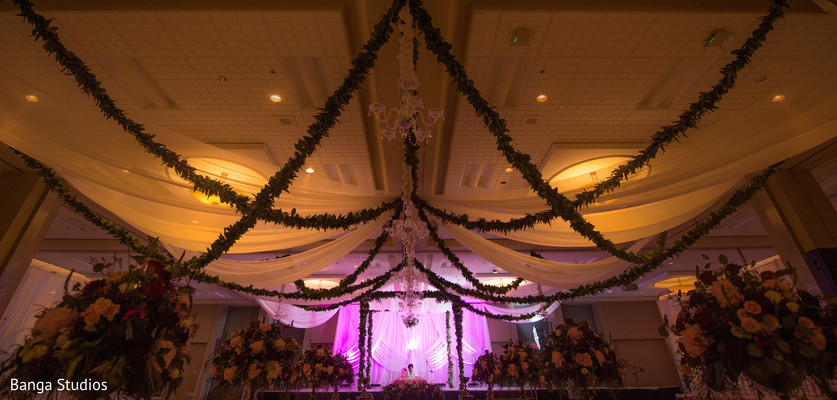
208,321,300,398
661,259,837,399
472,351,501,400
0,259,194,400
298,346,354,400
497,341,540,399
543,322,622,396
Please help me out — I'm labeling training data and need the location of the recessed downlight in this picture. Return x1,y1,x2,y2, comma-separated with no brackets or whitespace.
305,168,315,174
25,94,39,103
536,94,548,103
771,94,785,102
504,167,514,173
270,94,283,103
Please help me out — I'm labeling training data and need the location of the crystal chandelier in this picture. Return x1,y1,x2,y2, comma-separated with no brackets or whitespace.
368,8,443,143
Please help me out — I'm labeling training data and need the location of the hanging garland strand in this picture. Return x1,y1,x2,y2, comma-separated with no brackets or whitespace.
261,200,398,231
408,0,789,263
11,0,251,211
185,0,408,271
452,302,465,391
446,310,454,388
357,300,369,390
416,207,524,295
573,0,790,207
365,308,373,385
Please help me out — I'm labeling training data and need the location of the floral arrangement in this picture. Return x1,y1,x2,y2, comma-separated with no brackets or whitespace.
383,378,444,400
0,259,193,400
471,351,501,399
298,346,354,394
208,321,300,397
402,314,420,328
661,259,837,398
496,341,540,394
543,321,622,392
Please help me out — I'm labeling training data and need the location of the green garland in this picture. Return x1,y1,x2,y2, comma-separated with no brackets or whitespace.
8,0,796,316
357,300,369,390
417,207,523,295
408,0,789,263
366,308,373,385
446,311,454,389
452,302,465,391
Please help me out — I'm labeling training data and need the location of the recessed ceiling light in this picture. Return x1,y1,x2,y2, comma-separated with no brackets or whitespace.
121,169,131,174
305,168,315,173
504,167,513,173
25,94,39,103
191,220,199,224
536,94,548,103
352,265,359,268
771,94,785,102
270,94,282,103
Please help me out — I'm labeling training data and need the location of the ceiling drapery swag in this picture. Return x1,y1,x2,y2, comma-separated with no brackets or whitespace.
8,0,792,319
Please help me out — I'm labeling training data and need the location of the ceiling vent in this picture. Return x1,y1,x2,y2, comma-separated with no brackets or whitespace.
485,56,535,109
279,57,331,110
95,57,178,110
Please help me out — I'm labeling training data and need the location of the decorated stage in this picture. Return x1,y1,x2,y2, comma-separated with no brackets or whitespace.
257,386,681,400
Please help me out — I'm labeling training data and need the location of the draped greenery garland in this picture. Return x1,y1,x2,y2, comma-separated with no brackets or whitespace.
6,0,794,321
366,309,373,385
358,300,370,390
446,311,454,388
452,302,466,391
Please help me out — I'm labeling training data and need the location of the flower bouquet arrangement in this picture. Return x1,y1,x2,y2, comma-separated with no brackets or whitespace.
497,341,540,398
383,378,444,400
0,259,194,400
660,257,837,399
298,346,354,399
471,351,501,400
542,321,622,396
208,321,300,398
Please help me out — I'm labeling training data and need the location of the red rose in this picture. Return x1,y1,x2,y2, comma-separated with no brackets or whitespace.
760,270,774,280
144,280,166,300
148,260,172,281
699,270,716,285
83,279,106,293
724,263,742,276
123,308,147,321
694,312,714,330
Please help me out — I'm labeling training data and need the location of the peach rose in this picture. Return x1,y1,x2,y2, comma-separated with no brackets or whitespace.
812,329,827,351
740,317,762,334
678,324,708,357
32,306,78,339
250,340,265,355
105,271,127,284
274,338,286,349
798,316,815,328
260,324,272,332
266,361,281,380
224,366,237,381
247,363,262,380
575,353,593,367
761,314,780,331
210,365,218,378
743,301,762,315
710,279,743,307
83,308,101,326
156,340,176,367
736,308,749,321
91,298,120,321
551,351,564,368
567,326,584,341
595,350,605,364
229,336,243,348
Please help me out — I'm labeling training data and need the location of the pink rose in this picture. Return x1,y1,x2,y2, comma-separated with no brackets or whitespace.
574,353,593,367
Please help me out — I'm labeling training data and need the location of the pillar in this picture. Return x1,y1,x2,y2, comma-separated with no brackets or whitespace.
751,168,837,295
0,171,60,321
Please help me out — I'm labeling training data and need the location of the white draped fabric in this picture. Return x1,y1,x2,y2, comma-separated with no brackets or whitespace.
473,302,561,323
254,299,339,328
444,220,653,288
0,261,88,356
162,215,390,287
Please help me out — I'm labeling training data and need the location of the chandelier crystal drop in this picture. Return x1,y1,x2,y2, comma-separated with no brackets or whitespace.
368,7,443,144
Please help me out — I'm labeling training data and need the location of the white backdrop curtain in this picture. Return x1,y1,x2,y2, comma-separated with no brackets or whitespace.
0,261,88,356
